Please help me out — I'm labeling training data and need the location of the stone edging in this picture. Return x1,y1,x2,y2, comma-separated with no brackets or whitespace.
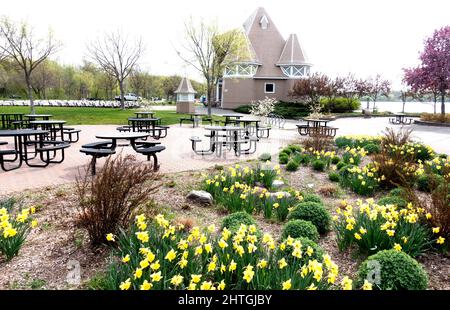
414,120,450,127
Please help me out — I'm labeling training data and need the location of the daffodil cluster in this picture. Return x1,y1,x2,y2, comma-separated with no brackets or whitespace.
0,205,38,261
106,214,344,290
334,199,445,257
335,135,382,150
204,164,300,221
342,146,368,166
339,164,381,196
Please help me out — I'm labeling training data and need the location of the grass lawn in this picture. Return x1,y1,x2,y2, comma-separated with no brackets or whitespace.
0,106,222,126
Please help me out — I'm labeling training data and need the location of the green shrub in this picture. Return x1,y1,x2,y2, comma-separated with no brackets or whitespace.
312,159,326,171
273,101,310,119
389,188,405,197
302,193,323,204
221,212,257,232
278,237,324,264
286,160,299,171
321,97,360,113
281,147,292,155
336,161,346,170
356,250,428,290
417,174,432,192
377,196,408,208
335,137,354,149
331,156,340,164
328,172,340,182
258,153,272,162
288,202,331,234
279,153,289,164
293,153,311,166
233,105,251,114
364,143,380,154
287,144,303,153
281,220,319,242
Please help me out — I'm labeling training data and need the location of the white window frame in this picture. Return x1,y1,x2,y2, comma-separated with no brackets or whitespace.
264,83,275,94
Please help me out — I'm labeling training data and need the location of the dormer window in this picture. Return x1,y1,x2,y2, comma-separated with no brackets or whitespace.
260,15,269,30
280,65,311,78
224,64,258,77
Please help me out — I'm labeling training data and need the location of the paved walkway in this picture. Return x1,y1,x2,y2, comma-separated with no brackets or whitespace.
0,116,448,195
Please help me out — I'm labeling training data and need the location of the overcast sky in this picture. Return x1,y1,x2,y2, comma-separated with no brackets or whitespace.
2,0,449,89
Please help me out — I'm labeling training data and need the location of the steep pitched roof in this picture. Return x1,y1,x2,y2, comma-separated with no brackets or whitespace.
174,77,197,94
243,7,286,78
277,34,310,66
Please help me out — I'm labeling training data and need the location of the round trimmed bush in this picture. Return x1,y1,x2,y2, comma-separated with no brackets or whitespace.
288,201,331,234
357,250,428,290
328,171,340,182
331,156,340,164
279,153,289,164
281,220,319,242
364,143,381,154
287,145,302,153
279,237,324,264
259,153,272,161
312,159,326,171
286,160,299,171
336,161,346,170
281,147,292,155
302,193,323,204
377,196,408,208
221,212,257,232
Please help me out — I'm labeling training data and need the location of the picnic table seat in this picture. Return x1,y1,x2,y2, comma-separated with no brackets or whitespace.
256,126,271,138
0,148,19,171
151,125,169,139
0,141,8,145
63,127,82,143
26,141,70,167
117,125,132,132
134,145,166,171
81,141,113,149
80,147,116,175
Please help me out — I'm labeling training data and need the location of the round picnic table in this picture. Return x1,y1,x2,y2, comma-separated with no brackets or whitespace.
302,118,331,128
24,114,53,121
29,120,66,141
0,129,49,170
134,111,155,118
0,113,24,129
128,117,161,131
215,114,243,126
235,118,261,136
96,132,150,150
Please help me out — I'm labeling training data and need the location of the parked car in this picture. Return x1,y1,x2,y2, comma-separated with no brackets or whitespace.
115,93,140,101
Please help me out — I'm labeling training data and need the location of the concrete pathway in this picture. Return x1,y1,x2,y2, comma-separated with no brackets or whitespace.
0,116,448,195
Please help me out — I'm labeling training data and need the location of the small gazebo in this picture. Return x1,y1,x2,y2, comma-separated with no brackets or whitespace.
175,77,197,113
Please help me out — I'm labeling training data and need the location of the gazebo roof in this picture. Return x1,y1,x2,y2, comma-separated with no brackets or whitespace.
276,34,310,66
175,77,197,94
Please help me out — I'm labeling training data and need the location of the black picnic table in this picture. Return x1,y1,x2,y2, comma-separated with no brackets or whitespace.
389,113,412,125
0,129,49,170
215,114,243,126
95,132,150,151
29,120,66,141
24,114,53,121
134,111,156,118
0,113,24,129
296,118,337,138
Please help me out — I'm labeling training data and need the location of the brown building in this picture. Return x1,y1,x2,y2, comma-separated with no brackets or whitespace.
218,7,312,110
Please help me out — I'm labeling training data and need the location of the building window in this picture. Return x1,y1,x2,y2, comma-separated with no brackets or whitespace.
223,64,258,77
280,65,311,78
265,83,275,94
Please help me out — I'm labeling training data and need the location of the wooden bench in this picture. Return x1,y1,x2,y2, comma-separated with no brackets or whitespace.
134,145,166,171
63,127,82,143
80,148,116,175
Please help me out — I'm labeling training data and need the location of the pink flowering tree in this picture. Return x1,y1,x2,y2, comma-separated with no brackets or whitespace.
404,26,450,115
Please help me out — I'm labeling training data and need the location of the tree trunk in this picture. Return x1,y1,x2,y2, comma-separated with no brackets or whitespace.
441,92,446,115
25,73,35,114
119,80,125,110
206,81,212,116
402,101,405,113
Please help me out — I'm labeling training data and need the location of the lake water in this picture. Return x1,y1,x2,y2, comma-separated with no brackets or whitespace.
361,101,447,114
